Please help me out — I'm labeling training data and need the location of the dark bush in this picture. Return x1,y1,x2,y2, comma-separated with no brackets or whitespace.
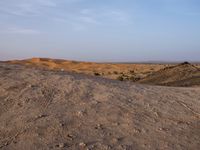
129,76,141,82
129,70,135,74
94,72,101,76
113,71,118,74
181,61,190,65
117,76,124,81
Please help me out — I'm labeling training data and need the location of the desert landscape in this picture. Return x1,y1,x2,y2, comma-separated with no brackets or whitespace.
0,59,200,150
7,58,166,81
7,58,200,86
1,0,200,149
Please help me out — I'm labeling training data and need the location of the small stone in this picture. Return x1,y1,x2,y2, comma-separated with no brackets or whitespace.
28,84,36,88
154,111,159,117
133,128,141,133
111,138,119,143
77,110,85,117
95,124,102,129
35,114,46,119
91,101,99,105
67,134,74,140
4,142,8,146
35,133,40,137
27,84,32,88
4,97,9,102
59,123,64,127
113,122,120,126
58,143,66,148
158,127,169,132
39,114,46,118
79,142,86,147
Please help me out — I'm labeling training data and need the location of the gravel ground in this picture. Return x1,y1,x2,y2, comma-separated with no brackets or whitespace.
0,63,200,150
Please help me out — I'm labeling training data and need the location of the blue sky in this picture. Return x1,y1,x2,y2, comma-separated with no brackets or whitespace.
0,0,200,62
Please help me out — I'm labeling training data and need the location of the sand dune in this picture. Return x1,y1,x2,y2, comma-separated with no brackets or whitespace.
7,58,165,80
0,63,200,150
7,58,200,87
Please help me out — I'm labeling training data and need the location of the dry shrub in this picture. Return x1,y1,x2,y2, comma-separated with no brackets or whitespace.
94,72,101,76
117,75,124,81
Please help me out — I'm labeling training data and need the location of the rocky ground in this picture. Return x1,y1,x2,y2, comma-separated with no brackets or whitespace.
0,63,200,150
139,62,200,87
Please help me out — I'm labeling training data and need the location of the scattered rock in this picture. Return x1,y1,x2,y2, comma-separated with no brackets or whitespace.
67,134,74,140
59,122,64,127
35,114,46,119
91,101,99,105
95,124,103,129
1,63,200,149
58,143,66,148
133,128,141,133
111,138,119,143
158,127,169,132
79,142,86,147
27,84,33,88
77,110,85,117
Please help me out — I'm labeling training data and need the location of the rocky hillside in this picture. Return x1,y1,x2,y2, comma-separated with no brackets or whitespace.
0,63,200,150
139,62,200,87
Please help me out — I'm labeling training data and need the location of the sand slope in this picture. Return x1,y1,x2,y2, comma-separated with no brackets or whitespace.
0,63,200,150
139,62,200,87
7,58,165,80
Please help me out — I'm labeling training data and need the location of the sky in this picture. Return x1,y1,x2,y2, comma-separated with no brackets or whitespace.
0,0,200,62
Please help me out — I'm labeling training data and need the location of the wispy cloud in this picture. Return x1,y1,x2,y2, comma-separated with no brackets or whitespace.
0,0,57,16
79,8,131,24
36,0,57,7
5,27,40,35
79,16,100,24
54,8,132,31
105,10,130,22
0,0,132,32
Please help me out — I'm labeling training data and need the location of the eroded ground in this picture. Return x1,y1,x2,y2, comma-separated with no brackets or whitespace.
0,63,200,150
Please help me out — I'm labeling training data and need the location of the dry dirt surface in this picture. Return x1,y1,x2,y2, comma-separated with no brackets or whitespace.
0,63,200,150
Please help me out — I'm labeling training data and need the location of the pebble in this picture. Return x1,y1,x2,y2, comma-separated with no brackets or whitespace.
77,110,85,117
27,84,36,88
95,124,103,129
79,142,86,147
4,97,9,102
111,138,119,143
91,101,99,105
59,143,66,148
55,143,66,148
67,134,74,140
27,84,32,88
113,122,120,126
59,123,64,127
133,128,141,133
158,127,169,132
35,114,46,119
